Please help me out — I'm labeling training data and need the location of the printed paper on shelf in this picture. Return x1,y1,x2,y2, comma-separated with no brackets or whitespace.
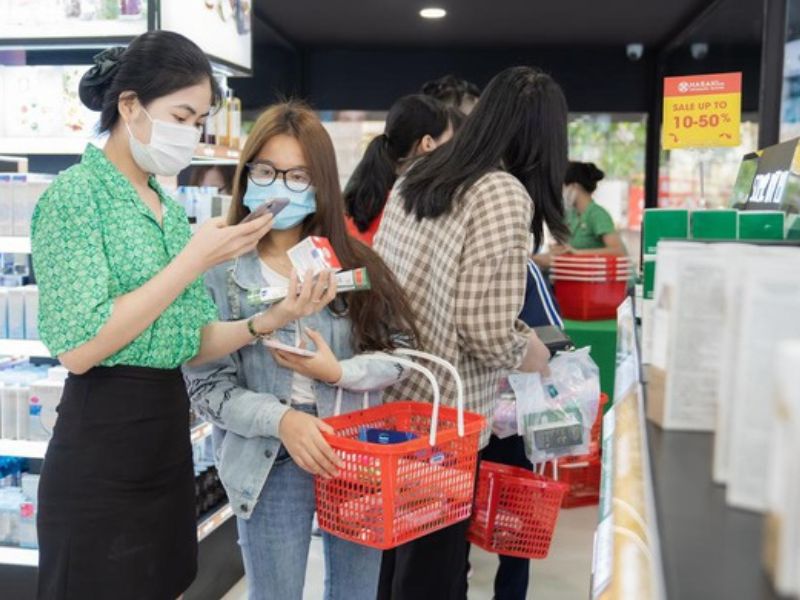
727,249,800,512
763,341,800,596
3,67,63,138
662,72,742,149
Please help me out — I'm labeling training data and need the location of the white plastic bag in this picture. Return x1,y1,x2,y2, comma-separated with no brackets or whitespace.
512,348,601,464
492,376,518,439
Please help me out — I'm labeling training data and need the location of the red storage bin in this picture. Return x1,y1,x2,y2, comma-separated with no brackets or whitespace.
467,461,568,559
552,278,628,320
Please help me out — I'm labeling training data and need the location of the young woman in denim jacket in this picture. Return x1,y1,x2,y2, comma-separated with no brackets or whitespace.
183,102,417,600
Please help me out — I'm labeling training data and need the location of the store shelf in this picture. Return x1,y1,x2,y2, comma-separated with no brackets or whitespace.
0,137,92,156
0,339,50,358
0,20,146,43
0,237,32,254
196,503,234,542
0,139,240,163
647,426,781,600
0,439,47,459
0,546,38,567
0,502,235,567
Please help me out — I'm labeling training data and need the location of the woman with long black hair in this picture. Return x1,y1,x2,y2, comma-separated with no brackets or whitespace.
374,66,569,600
31,32,280,599
344,94,451,246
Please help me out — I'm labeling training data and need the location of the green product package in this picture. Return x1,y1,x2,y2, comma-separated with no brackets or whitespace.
738,211,785,241
643,209,689,254
643,257,656,300
691,209,738,240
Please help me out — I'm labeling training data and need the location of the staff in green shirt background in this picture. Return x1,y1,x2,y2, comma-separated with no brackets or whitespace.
534,161,626,268
31,32,334,600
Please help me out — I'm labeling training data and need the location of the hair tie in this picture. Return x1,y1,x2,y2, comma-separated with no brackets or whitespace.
82,46,125,89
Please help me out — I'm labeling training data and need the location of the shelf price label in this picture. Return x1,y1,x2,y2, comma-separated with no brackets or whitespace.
662,72,742,150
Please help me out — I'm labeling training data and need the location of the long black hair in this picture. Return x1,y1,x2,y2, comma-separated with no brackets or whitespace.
79,31,221,133
344,94,449,233
401,66,570,250
565,161,605,193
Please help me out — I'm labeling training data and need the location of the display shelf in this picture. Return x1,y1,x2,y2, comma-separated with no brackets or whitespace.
0,137,92,156
0,20,146,44
0,237,32,254
0,546,38,568
0,139,240,163
196,503,234,542
0,422,210,461
194,143,241,163
0,439,47,459
647,426,781,600
0,340,50,358
0,502,235,568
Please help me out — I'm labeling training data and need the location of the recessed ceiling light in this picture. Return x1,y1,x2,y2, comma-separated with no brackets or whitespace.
420,7,447,19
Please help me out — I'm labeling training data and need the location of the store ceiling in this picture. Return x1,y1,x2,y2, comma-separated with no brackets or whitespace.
253,0,762,48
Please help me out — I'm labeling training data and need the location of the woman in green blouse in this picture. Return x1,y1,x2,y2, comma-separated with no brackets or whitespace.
31,32,331,600
533,162,626,269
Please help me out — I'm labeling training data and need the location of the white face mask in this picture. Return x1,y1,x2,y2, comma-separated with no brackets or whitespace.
126,108,201,176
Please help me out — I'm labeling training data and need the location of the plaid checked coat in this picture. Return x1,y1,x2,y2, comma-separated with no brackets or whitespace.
374,171,533,448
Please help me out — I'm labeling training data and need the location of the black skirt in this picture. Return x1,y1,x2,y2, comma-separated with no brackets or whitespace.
37,366,198,600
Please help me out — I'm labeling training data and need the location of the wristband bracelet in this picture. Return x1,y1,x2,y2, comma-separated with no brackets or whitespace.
247,312,271,340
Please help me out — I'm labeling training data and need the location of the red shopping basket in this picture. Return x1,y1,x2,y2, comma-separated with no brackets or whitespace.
467,461,568,559
315,350,485,550
544,393,609,508
545,455,602,508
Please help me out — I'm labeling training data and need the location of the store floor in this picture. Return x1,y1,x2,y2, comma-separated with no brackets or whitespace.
221,506,596,599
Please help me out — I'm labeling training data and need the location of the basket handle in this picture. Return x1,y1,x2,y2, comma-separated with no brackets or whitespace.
392,348,465,438
332,354,443,445
333,388,371,418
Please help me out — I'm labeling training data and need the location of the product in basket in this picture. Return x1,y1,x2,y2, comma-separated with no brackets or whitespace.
246,267,371,305
287,236,343,279
358,428,418,444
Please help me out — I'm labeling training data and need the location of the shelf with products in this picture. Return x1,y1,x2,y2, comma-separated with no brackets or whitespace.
0,340,49,359
0,421,213,460
0,238,32,255
0,500,234,568
0,546,38,568
0,137,241,162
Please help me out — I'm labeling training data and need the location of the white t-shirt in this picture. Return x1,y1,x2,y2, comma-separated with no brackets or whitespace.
259,260,316,406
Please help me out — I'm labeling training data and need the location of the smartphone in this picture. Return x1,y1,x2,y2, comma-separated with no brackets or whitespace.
263,339,317,358
241,198,290,223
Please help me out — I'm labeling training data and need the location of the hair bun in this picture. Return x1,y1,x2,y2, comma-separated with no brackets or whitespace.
587,163,605,182
78,46,126,111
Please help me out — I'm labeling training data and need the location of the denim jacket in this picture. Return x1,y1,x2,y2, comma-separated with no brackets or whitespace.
183,251,407,520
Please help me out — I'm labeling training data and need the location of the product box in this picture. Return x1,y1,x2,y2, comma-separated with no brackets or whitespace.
22,286,36,335
7,286,25,339
763,341,800,597
0,288,9,338
691,209,738,240
0,175,13,236
13,177,50,237
642,209,689,255
28,379,64,442
287,237,342,280
23,285,38,340
642,257,656,300
738,211,785,241
0,383,18,439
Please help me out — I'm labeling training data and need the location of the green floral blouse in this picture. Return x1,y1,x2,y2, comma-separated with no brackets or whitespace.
31,144,218,369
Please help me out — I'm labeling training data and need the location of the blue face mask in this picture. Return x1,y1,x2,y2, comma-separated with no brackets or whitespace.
243,180,317,230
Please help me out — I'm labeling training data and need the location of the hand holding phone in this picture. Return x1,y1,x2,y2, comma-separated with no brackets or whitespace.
241,198,290,223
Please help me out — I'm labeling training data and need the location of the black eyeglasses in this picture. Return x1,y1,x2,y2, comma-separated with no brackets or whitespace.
246,162,313,192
